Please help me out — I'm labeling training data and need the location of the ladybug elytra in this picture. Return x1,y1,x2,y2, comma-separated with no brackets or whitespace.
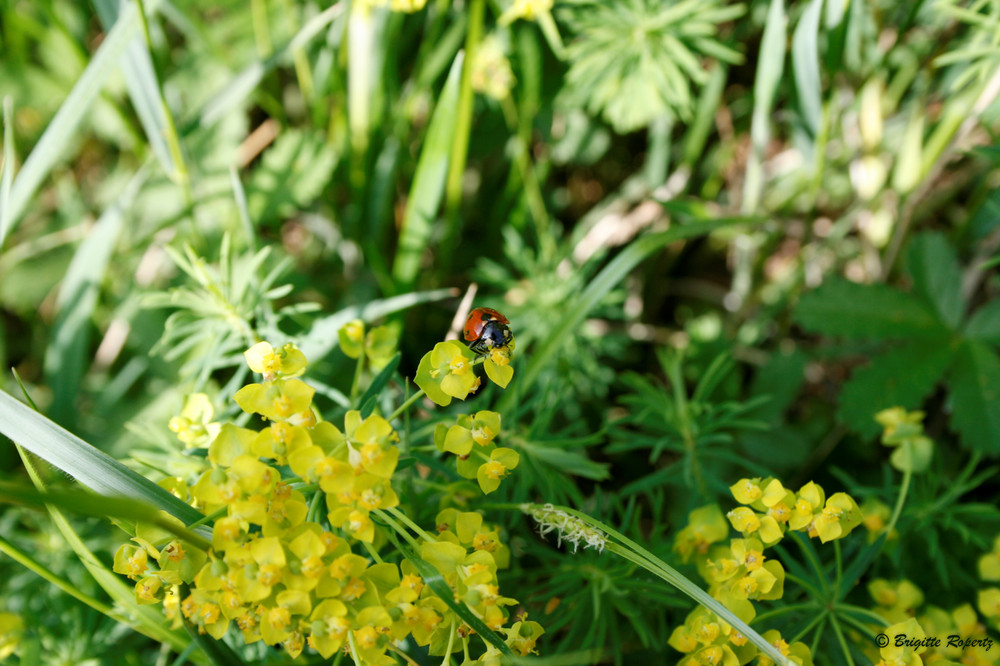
463,307,513,355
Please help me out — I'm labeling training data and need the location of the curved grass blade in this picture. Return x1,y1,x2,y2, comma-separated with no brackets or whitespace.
43,170,147,428
0,389,210,534
525,503,792,666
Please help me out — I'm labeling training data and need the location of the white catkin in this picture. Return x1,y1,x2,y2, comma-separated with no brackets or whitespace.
522,503,607,554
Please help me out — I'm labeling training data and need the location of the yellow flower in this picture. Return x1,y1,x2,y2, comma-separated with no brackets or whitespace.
338,320,366,359
674,505,729,562
477,448,520,494
812,492,862,542
0,613,24,660
308,599,350,658
498,0,553,26
244,342,308,380
168,393,221,448
233,378,315,422
415,341,479,406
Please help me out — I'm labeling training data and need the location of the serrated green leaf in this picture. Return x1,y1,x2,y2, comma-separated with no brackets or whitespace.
905,232,965,330
795,278,944,340
964,301,1000,344
948,341,1000,455
839,341,954,437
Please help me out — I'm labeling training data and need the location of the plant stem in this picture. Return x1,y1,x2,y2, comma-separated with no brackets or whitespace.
374,509,421,549
829,614,857,666
387,389,425,422
443,0,485,224
886,467,912,536
350,351,365,405
386,506,435,542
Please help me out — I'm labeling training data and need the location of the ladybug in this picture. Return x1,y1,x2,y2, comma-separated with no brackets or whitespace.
463,307,513,355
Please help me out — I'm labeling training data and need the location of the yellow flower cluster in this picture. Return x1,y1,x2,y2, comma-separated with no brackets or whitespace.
668,476,861,666
434,410,520,494
113,342,539,664
863,578,999,665
727,477,862,545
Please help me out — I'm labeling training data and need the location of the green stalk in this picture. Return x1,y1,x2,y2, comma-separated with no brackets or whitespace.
387,389,425,422
349,351,366,405
374,509,421,549
500,94,555,260
386,506,436,542
790,532,830,597
829,615,856,666
885,467,912,536
251,0,273,57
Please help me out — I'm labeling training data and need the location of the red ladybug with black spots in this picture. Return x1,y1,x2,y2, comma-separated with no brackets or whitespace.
463,307,513,355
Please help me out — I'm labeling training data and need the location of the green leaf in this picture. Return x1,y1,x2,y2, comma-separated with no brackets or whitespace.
93,0,176,176
905,232,965,330
0,0,164,246
0,482,209,550
743,0,785,213
795,278,944,340
839,341,954,437
359,352,401,419
964,301,1000,344
791,0,823,136
247,129,337,225
0,97,14,245
948,341,1000,455
391,52,464,290
0,390,210,532
43,171,146,427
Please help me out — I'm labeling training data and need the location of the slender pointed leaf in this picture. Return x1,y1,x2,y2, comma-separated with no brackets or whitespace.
0,389,210,533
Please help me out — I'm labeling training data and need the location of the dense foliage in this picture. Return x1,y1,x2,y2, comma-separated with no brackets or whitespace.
1,0,1000,665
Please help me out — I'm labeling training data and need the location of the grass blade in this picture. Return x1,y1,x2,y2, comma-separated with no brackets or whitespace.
742,0,786,214
0,96,14,243
390,52,464,291
792,0,824,136
93,0,176,176
1,0,164,246
0,389,210,533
